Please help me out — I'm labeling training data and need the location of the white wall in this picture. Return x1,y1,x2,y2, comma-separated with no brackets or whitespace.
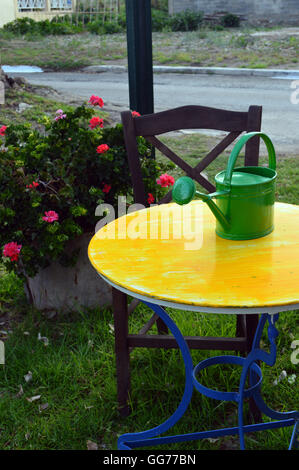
0,0,77,28
0,0,16,28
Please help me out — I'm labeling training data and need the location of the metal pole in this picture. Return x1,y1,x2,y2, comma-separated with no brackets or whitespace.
125,0,154,116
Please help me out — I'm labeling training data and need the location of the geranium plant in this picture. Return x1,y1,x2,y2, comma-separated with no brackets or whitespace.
0,97,174,278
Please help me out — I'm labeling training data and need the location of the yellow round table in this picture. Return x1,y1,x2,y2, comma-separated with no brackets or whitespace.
89,201,299,313
88,201,299,450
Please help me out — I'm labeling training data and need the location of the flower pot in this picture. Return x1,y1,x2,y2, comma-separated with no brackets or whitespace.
25,233,112,312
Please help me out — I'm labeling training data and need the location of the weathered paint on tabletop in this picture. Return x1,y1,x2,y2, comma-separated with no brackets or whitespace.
88,201,299,309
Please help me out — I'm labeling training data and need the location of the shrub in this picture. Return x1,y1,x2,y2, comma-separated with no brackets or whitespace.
221,13,240,28
151,8,170,32
87,19,124,35
102,21,123,34
0,100,174,278
169,9,203,32
86,20,104,35
3,18,36,35
2,17,81,36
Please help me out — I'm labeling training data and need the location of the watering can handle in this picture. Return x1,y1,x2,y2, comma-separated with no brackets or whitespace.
223,132,276,186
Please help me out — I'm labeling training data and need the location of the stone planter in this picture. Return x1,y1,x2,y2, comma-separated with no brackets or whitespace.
25,233,112,312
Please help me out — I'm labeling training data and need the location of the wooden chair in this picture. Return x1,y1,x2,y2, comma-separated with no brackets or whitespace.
114,104,263,417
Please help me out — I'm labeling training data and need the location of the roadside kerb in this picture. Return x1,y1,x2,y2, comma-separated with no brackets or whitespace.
82,64,299,78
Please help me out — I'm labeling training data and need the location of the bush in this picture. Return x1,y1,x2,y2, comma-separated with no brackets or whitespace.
169,9,203,32
221,13,240,28
86,20,103,34
102,21,123,34
151,8,170,32
3,18,36,35
0,100,174,278
2,17,81,36
87,19,124,35
87,19,125,35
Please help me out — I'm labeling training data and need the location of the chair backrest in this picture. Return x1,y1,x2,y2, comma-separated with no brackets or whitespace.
121,105,262,206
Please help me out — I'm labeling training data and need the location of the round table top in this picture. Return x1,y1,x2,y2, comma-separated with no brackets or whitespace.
88,201,299,314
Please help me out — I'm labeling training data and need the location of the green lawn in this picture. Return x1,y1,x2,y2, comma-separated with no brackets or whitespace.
0,132,298,450
1,28,299,71
0,87,109,130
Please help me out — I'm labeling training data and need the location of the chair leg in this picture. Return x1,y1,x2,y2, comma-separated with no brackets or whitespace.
156,316,168,335
245,314,262,423
236,315,246,354
112,287,131,417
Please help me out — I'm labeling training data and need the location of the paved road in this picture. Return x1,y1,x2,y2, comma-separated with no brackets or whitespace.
8,70,299,155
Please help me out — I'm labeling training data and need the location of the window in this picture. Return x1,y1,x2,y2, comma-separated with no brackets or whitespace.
18,0,46,10
50,0,73,9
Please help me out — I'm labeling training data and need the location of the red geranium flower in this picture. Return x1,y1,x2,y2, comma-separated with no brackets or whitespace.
88,95,104,107
131,111,141,117
26,181,39,189
147,193,155,204
89,117,104,129
156,173,175,188
42,211,59,223
103,183,111,194
3,242,22,262
96,144,109,154
0,125,7,136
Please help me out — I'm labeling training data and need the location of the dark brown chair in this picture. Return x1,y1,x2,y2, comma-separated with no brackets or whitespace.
114,104,262,417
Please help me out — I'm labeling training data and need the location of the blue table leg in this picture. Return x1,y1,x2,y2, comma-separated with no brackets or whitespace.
238,314,299,450
118,301,194,450
117,307,299,450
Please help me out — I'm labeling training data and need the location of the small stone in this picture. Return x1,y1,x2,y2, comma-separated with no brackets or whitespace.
17,102,33,113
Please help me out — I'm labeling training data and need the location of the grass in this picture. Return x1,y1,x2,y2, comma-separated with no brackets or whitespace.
0,86,109,129
1,27,299,71
0,130,298,450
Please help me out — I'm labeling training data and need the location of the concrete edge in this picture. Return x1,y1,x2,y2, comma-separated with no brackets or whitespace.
81,64,299,78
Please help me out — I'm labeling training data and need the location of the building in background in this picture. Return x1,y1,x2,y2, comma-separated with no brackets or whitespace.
168,0,299,25
0,0,76,28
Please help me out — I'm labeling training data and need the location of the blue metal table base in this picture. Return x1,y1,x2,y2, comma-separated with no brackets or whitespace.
117,303,299,450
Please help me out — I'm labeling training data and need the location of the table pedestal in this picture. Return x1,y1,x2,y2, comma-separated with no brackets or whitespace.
117,303,299,450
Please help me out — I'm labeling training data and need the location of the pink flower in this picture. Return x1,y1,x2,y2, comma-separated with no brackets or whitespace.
54,109,67,121
156,173,175,188
131,111,141,117
96,144,109,154
26,181,39,189
89,116,104,129
88,95,104,108
147,193,155,204
103,183,111,194
0,125,7,136
42,211,59,223
3,242,22,262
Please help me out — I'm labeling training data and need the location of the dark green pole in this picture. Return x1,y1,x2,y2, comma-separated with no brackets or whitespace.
125,0,154,115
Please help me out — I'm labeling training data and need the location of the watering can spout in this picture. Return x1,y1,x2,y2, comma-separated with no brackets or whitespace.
172,176,230,231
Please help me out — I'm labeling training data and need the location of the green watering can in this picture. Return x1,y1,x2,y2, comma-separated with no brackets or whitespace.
172,132,277,240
